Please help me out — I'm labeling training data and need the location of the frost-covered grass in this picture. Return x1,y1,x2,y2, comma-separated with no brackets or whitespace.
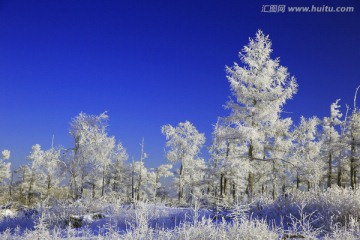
2,187,360,239
251,187,360,233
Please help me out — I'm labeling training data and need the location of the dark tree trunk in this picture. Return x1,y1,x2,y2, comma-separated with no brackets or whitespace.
178,161,184,202
247,142,254,199
327,153,332,188
101,168,105,197
296,173,300,189
350,137,356,189
232,182,236,200
337,167,342,188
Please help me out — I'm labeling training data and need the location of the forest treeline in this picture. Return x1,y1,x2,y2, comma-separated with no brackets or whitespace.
0,30,359,207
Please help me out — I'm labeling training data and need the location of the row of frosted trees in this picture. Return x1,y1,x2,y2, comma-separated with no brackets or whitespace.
209,30,360,203
0,30,359,206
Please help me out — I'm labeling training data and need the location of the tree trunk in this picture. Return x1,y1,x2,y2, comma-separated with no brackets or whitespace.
350,137,356,189
247,142,254,199
92,183,95,199
9,172,13,198
232,182,236,200
296,172,300,189
47,174,52,197
327,126,333,189
155,171,160,201
327,153,332,188
137,165,142,201
70,173,78,201
80,174,84,198
337,166,342,188
113,174,118,192
131,163,135,201
282,184,286,194
27,172,35,205
179,161,184,202
272,182,276,200
101,168,105,197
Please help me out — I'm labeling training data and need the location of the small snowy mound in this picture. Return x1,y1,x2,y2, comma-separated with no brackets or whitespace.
1,209,16,218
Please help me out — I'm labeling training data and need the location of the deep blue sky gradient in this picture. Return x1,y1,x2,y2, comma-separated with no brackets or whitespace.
0,0,359,170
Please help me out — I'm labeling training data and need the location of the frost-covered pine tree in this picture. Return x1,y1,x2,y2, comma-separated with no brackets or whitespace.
162,121,205,202
225,30,297,198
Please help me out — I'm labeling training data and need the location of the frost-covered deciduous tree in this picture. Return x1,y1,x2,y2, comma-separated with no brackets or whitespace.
68,112,115,199
344,88,360,189
347,110,360,189
321,100,343,188
293,117,322,190
144,164,174,201
111,142,129,194
132,138,148,201
26,145,41,204
0,149,10,184
131,160,147,201
27,144,63,198
209,118,248,202
153,164,173,201
162,121,205,202
185,156,207,202
14,164,33,204
225,30,297,198
96,135,115,197
263,118,294,198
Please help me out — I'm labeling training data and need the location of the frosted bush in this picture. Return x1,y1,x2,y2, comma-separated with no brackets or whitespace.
250,186,360,236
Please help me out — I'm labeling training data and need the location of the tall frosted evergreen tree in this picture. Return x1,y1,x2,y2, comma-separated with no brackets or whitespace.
225,30,297,198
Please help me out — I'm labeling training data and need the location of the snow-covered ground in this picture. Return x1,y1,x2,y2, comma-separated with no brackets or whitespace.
1,187,360,239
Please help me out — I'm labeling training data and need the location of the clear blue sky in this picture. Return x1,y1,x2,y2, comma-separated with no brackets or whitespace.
0,0,359,170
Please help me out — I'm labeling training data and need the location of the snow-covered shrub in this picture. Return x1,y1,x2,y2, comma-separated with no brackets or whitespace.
252,186,360,234
323,215,360,240
283,203,323,239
